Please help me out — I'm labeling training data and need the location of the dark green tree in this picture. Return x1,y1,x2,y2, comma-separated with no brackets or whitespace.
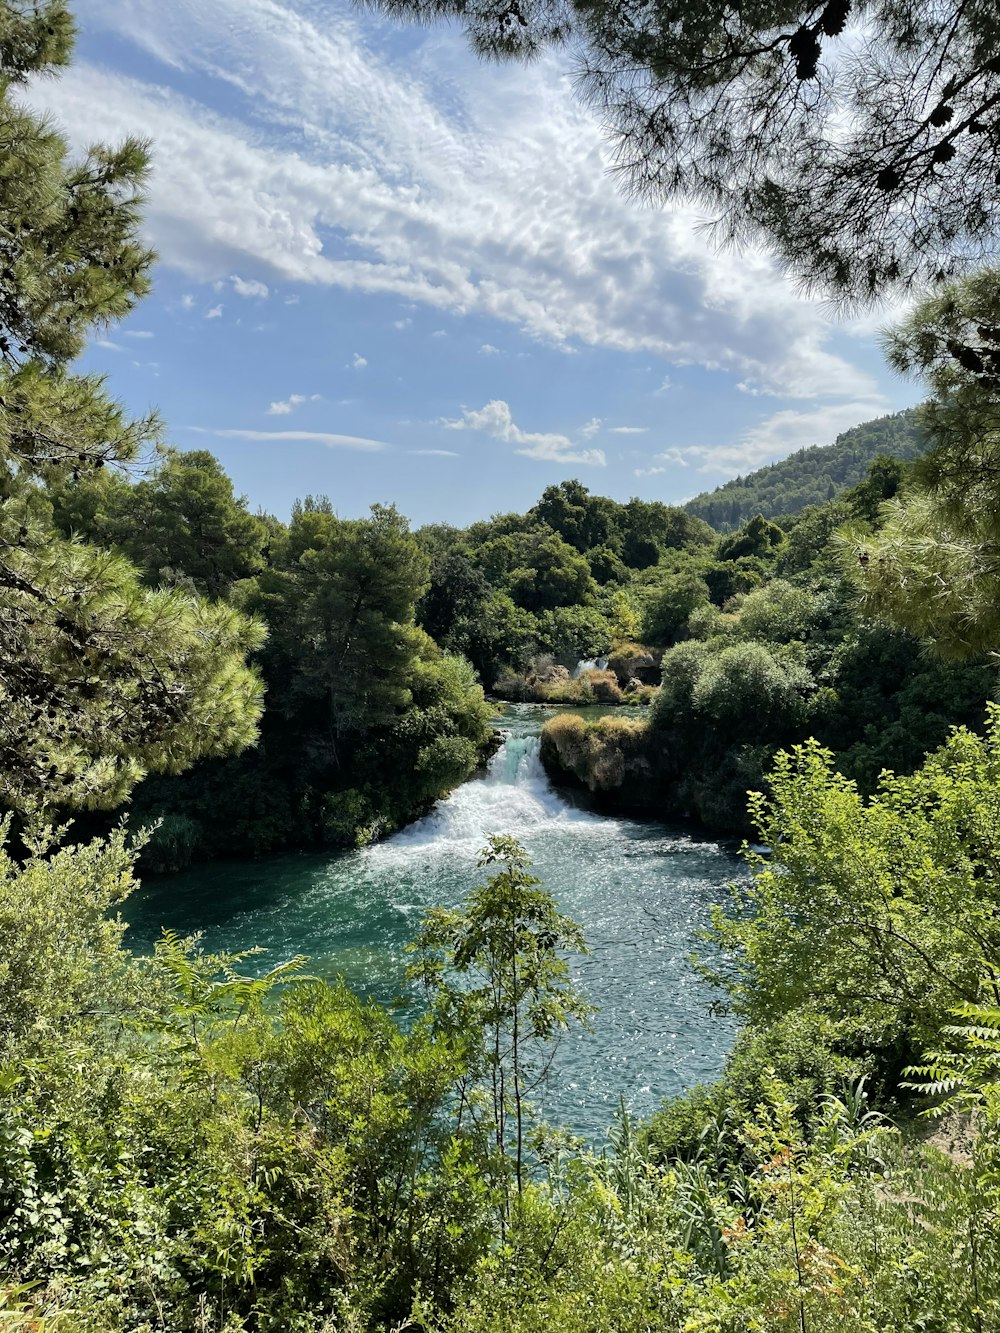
50,448,271,598
417,549,491,646
717,514,786,562
530,479,622,554
241,502,430,746
0,3,264,814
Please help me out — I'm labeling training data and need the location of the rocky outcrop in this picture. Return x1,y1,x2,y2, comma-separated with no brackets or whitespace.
608,643,661,687
540,712,656,800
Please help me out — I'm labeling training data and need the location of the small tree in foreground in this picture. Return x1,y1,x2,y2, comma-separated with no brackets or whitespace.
407,835,591,1222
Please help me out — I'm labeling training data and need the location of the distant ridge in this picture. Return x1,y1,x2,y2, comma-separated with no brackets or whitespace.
685,408,926,531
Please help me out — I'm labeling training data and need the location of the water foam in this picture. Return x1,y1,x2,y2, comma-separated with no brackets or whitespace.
368,729,599,863
572,657,609,678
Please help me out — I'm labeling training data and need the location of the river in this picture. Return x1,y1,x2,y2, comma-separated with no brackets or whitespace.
126,704,742,1141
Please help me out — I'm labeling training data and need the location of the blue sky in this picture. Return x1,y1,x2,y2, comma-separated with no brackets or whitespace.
28,0,920,528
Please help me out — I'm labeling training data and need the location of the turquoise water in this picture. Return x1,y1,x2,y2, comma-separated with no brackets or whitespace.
126,705,742,1141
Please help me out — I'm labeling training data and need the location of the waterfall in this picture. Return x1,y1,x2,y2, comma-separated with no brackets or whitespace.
369,726,595,861
573,657,609,678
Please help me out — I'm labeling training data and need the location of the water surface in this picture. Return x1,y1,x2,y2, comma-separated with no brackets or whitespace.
127,705,741,1139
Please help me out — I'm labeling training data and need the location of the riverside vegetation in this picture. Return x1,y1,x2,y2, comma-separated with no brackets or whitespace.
3,1,1000,1330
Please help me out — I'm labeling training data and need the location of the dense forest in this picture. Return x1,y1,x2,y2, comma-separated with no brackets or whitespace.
684,409,927,530
3,2,1000,1331
51,445,994,855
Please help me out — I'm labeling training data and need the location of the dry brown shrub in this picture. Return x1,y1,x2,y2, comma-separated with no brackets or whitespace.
580,668,623,703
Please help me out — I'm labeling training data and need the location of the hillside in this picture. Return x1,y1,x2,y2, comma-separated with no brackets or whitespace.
685,407,926,530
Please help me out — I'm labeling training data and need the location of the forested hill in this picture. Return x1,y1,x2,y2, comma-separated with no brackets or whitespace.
685,408,926,530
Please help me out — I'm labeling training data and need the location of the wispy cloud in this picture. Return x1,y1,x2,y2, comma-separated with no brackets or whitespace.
411,448,459,457
609,425,648,435
349,352,368,370
124,329,155,339
651,399,887,475
31,2,884,402
193,427,387,451
205,304,223,319
443,400,605,466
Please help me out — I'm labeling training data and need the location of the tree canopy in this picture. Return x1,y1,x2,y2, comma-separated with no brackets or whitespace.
846,267,1000,657
0,1,263,815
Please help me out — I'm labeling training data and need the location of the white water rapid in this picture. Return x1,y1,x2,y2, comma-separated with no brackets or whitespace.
371,724,601,863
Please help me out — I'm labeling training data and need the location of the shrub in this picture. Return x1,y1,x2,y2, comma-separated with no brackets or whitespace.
579,668,623,703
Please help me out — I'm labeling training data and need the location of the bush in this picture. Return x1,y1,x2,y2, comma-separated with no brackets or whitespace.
579,668,623,703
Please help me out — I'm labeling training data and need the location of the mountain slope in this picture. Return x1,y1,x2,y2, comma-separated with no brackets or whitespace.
685,408,926,530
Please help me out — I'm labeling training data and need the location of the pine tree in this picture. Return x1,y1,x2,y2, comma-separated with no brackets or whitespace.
0,1,265,815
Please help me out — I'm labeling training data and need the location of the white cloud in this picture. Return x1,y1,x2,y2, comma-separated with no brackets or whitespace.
231,273,270,298
205,304,223,319
479,343,500,355
27,1,885,403
609,426,648,435
349,352,367,369
96,338,123,351
267,392,320,415
431,329,447,339
193,427,386,451
393,317,412,330
411,448,459,457
125,329,155,339
634,466,666,477
657,399,888,475
180,294,195,310
444,399,605,466
653,376,673,396
581,417,602,438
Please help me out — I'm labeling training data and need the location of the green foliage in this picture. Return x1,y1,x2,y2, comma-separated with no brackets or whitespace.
478,527,596,613
0,528,265,813
408,835,591,1211
0,4,152,370
0,8,264,819
710,711,1000,1063
638,567,709,647
0,829,501,1331
540,475,994,832
1,807,999,1332
847,270,1000,658
716,512,786,562
0,821,135,1053
50,448,271,597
